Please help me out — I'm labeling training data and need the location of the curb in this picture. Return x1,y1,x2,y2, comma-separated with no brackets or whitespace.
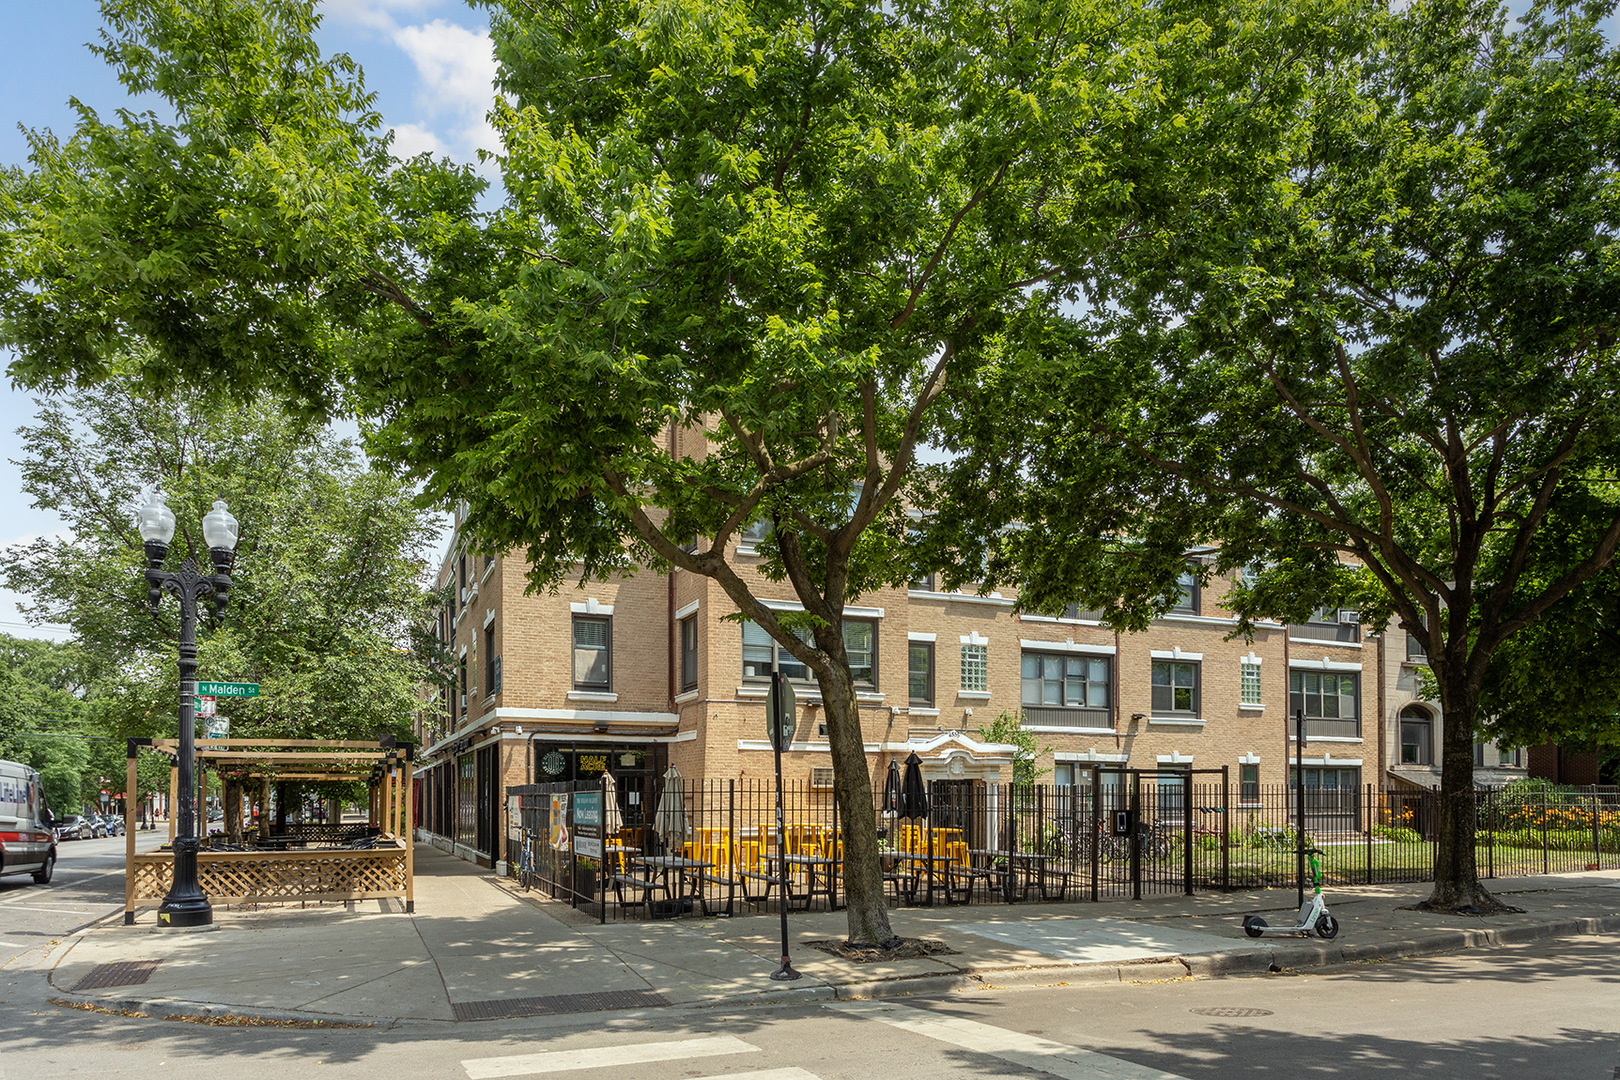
41,913,1620,1026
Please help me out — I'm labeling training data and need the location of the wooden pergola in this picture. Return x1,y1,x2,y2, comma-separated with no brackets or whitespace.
124,737,416,924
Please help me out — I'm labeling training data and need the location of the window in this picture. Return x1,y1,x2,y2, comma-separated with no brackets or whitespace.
1151,661,1200,716
484,624,498,695
1240,662,1263,706
1158,764,1190,816
910,572,936,591
457,555,467,611
572,616,611,690
1473,742,1485,767
1240,764,1259,801
1399,705,1431,766
1500,746,1522,768
1020,652,1109,709
844,620,875,685
908,642,935,705
1062,603,1106,621
1406,627,1427,661
483,553,494,572
1290,671,1359,721
1053,763,1074,788
679,616,698,692
458,657,467,717
739,519,771,547
960,643,988,693
1171,567,1199,615
741,619,876,686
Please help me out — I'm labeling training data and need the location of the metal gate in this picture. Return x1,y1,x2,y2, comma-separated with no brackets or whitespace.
1066,766,1231,901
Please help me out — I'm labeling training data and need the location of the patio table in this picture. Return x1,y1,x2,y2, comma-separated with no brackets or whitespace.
634,855,712,917
781,854,838,911
968,849,1047,902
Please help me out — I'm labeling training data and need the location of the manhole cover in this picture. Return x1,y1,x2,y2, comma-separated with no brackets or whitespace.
1190,1007,1274,1017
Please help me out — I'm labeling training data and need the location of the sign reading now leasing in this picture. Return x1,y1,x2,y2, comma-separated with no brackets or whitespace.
198,681,259,698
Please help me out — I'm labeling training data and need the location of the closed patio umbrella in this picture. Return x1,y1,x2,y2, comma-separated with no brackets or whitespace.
882,760,901,820
601,770,624,838
899,752,929,822
653,764,687,854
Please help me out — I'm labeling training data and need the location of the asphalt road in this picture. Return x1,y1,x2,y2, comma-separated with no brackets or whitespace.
1,933,1615,1079
0,826,170,967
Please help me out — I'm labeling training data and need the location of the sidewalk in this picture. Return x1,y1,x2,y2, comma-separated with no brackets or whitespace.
47,844,1620,1026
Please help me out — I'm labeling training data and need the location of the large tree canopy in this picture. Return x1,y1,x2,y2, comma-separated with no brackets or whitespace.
1,377,444,749
953,0,1620,913
0,0,1312,943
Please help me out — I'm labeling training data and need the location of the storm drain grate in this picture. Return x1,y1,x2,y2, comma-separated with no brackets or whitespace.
69,960,163,992
1189,1007,1274,1018
452,989,670,1021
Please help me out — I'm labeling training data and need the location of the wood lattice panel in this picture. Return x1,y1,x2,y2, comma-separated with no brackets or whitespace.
131,848,408,905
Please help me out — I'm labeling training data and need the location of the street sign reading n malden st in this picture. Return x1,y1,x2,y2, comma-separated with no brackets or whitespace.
197,681,259,698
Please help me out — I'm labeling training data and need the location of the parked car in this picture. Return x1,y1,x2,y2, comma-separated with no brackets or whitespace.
54,815,92,841
94,813,124,836
0,758,58,884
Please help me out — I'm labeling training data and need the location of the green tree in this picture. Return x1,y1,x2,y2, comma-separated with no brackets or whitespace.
977,709,1054,787
968,0,1620,913
1,377,442,758
0,0,1291,942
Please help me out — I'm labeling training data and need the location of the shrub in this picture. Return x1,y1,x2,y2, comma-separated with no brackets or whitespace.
1372,825,1422,843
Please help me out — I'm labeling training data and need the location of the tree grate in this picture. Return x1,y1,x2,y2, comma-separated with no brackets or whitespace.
69,960,163,991
451,989,669,1021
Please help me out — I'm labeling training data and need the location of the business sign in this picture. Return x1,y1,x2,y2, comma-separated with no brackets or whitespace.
572,791,603,860
198,681,259,698
548,793,570,851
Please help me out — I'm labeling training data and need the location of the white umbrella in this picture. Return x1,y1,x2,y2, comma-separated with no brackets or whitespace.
601,770,624,837
653,764,687,854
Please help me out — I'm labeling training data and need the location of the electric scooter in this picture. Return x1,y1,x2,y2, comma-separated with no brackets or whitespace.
1242,848,1339,940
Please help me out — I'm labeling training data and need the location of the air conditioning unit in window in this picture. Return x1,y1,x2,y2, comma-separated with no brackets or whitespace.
810,767,835,789
1340,609,1361,624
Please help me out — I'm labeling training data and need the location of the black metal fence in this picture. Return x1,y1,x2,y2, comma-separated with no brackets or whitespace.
504,774,1620,920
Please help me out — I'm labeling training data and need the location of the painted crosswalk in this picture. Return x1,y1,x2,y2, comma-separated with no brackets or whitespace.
826,999,1189,1080
462,1036,760,1079
459,1005,1187,1080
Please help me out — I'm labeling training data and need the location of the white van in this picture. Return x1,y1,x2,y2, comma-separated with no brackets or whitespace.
0,759,58,884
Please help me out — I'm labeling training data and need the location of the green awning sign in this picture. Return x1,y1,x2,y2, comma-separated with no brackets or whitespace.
198,681,259,697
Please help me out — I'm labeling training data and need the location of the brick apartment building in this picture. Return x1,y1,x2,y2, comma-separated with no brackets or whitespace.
413,512,1527,869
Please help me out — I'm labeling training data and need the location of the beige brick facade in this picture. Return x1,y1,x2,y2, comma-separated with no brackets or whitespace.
414,506,1487,864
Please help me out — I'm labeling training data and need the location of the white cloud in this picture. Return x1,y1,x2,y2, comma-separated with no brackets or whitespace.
322,0,443,32
393,20,496,121
389,121,450,159
389,19,501,169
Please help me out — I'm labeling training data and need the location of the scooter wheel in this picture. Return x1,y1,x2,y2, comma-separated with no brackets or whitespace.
1243,916,1267,939
1314,914,1339,940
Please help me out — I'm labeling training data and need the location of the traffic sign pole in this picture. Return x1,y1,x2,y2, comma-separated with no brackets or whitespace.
769,666,800,982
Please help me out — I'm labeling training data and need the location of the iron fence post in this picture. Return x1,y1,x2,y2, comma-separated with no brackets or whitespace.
1221,766,1230,892
1592,787,1601,871
1182,771,1192,895
1542,785,1549,875
1130,771,1142,901
1366,784,1373,886
1090,766,1100,903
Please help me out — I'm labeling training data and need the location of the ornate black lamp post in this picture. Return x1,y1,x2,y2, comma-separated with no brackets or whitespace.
137,492,239,927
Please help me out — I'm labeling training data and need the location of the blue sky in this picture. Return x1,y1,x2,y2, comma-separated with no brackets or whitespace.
0,1,492,639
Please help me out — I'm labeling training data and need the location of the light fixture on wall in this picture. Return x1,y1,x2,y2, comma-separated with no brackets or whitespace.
593,719,608,733
1130,713,1146,721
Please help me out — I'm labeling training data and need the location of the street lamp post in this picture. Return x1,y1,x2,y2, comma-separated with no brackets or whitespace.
138,492,239,928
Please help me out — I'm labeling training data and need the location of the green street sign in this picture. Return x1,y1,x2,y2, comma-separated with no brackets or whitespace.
198,681,259,698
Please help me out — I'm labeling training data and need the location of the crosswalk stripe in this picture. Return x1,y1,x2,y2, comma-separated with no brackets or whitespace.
462,1036,759,1079
825,1000,1189,1080
694,1071,820,1080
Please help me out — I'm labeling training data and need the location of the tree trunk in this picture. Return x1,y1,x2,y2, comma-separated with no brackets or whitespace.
817,661,896,945
1422,661,1509,913
223,777,244,845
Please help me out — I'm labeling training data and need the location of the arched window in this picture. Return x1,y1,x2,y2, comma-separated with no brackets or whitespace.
1399,705,1432,766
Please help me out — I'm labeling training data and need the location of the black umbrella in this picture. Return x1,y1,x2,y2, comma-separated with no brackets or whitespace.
882,759,902,819
899,751,929,821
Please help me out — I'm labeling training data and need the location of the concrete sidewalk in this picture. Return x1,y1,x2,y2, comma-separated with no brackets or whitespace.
47,844,1620,1027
